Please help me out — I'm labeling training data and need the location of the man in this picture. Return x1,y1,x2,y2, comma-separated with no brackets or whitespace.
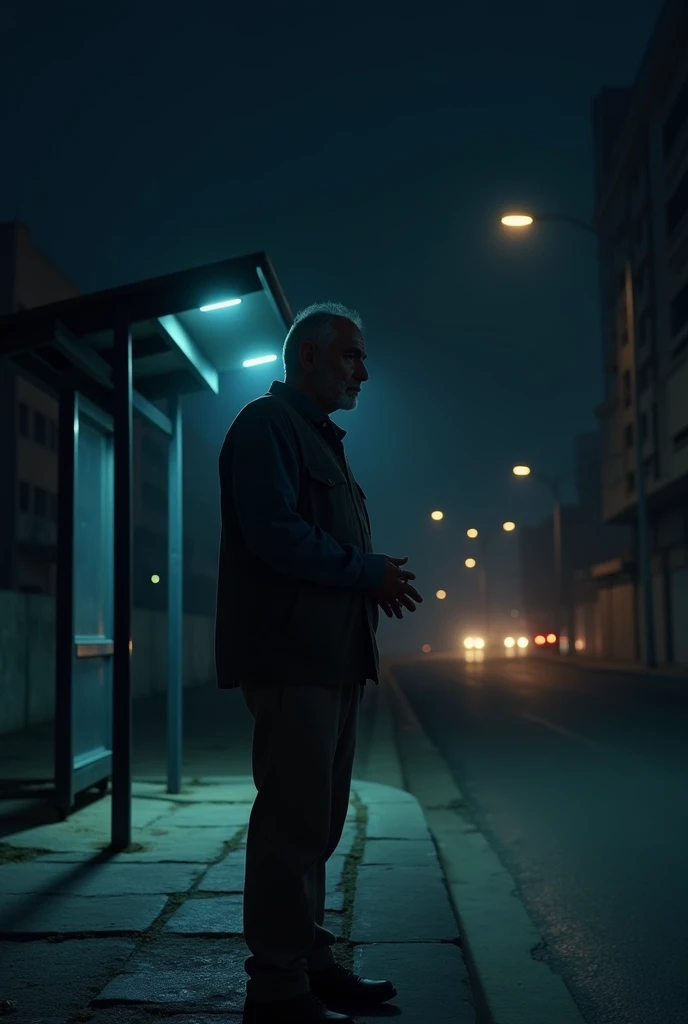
216,302,422,1024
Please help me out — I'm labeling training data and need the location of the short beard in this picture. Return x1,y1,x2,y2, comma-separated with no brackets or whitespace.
314,367,358,412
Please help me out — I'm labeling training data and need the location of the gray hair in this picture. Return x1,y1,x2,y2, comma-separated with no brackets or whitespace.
282,302,363,377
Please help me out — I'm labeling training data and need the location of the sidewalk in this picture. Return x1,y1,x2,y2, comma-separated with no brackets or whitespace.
0,681,477,1024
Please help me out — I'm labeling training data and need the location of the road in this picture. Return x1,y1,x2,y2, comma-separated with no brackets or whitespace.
391,653,688,1024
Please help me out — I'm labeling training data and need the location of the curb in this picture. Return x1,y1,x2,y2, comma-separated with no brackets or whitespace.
382,667,588,1024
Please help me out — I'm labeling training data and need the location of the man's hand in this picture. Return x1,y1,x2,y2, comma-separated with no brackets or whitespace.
373,555,423,620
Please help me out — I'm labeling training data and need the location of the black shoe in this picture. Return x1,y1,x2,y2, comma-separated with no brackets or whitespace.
310,963,397,1006
243,991,356,1023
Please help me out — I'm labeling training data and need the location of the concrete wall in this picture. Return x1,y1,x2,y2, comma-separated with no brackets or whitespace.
0,589,215,736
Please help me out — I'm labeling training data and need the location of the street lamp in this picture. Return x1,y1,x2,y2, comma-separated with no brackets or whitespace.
431,510,444,521
466,522,517,645
512,463,564,653
501,210,655,668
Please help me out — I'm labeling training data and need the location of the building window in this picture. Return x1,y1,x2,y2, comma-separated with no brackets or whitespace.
19,480,30,513
33,410,47,445
671,279,688,340
624,423,634,448
18,402,29,436
666,167,688,236
664,76,688,155
622,369,632,408
50,493,58,522
626,471,635,494
34,486,47,517
48,419,57,452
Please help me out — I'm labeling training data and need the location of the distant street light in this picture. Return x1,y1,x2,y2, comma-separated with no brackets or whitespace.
436,589,447,600
512,463,563,654
502,521,516,532
431,510,444,521
464,558,476,569
501,209,655,667
467,527,479,538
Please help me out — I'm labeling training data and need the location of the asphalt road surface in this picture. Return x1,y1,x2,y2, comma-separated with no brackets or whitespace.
392,654,688,1024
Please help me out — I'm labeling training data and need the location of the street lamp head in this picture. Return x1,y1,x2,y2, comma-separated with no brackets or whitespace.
431,510,444,521
512,465,531,477
436,589,447,600
502,521,516,532
501,213,534,228
465,558,476,569
466,528,479,538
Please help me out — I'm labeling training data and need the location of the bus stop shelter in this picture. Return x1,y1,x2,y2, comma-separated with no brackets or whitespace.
0,252,292,850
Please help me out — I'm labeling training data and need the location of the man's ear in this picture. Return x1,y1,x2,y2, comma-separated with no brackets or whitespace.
299,339,316,371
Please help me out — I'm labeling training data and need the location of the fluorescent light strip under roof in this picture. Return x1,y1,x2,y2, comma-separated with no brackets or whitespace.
200,298,242,312
243,354,278,368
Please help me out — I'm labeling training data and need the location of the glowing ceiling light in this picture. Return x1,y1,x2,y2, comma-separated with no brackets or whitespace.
242,354,278,368
200,298,242,312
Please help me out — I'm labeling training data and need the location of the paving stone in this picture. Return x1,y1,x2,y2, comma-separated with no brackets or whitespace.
353,779,417,804
153,802,252,828
0,861,202,896
132,778,257,803
325,854,346,911
35,827,238,863
332,820,358,856
363,838,438,867
0,894,167,935
0,938,136,1024
350,865,458,943
198,848,246,892
354,942,476,1023
94,943,247,1011
366,800,430,840
165,894,244,934
324,910,345,937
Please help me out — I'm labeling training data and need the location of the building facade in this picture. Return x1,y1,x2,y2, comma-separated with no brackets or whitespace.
592,0,688,665
0,223,219,612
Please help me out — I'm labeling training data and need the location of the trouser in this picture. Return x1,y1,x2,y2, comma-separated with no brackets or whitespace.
240,681,363,1002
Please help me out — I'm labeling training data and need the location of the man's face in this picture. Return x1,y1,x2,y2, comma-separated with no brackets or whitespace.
306,317,369,413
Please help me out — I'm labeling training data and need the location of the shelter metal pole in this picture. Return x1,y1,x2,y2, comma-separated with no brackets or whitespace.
167,393,183,794
112,312,133,850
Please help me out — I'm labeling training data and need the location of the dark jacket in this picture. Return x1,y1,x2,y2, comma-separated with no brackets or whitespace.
215,381,385,689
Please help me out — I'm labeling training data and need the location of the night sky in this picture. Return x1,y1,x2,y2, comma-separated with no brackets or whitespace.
0,0,662,653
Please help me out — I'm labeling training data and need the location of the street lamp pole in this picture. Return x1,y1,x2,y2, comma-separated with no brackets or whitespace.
502,212,656,669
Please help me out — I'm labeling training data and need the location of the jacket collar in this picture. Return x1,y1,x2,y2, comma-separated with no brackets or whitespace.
269,380,347,441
